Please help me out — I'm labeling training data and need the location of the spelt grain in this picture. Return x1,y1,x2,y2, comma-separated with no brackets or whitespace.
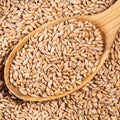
0,0,119,120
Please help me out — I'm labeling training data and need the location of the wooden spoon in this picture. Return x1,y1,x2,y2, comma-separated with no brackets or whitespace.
4,0,120,101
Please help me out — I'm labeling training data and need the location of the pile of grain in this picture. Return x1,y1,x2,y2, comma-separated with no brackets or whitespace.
9,19,103,97
0,0,119,120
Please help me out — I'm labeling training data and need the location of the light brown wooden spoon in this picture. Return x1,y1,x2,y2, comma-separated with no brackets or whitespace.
4,0,120,101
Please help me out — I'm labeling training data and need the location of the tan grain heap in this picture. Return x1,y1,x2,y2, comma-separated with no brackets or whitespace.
0,0,119,120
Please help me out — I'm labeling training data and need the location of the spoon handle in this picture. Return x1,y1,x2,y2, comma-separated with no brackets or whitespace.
90,0,120,50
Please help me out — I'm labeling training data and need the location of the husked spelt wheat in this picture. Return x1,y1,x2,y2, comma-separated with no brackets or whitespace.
0,0,119,120
9,19,104,97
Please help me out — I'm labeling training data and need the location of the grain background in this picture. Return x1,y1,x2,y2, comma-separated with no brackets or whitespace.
0,0,120,120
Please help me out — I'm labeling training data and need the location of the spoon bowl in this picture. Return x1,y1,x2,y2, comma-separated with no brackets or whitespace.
4,0,120,101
